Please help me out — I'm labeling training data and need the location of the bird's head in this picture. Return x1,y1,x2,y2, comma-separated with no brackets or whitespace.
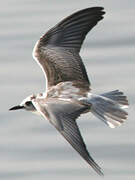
9,94,37,112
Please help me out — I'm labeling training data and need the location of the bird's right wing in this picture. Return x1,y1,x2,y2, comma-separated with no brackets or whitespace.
33,7,105,89
33,98,104,176
39,7,105,52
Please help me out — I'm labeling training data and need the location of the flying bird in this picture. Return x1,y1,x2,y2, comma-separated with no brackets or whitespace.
9,7,128,176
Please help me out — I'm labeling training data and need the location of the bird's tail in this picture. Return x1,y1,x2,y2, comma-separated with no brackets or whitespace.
82,90,129,128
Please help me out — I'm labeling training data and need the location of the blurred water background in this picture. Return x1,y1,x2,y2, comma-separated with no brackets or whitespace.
0,0,135,179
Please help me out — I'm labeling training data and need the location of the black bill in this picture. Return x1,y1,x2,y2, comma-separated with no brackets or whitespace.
9,105,24,111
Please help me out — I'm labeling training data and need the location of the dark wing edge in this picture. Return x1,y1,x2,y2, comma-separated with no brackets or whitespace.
39,7,105,52
61,117,104,176
41,99,104,176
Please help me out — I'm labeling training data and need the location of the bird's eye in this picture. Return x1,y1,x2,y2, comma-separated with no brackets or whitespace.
25,101,32,106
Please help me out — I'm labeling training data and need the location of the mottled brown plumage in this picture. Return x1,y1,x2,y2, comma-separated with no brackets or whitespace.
10,7,128,177
33,7,105,89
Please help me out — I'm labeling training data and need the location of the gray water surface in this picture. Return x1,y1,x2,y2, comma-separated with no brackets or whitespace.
0,0,135,179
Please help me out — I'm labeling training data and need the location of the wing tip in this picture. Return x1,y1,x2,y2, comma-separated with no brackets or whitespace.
90,161,104,176
87,155,104,176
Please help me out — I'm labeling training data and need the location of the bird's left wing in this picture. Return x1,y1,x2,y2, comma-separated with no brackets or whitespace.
33,98,103,176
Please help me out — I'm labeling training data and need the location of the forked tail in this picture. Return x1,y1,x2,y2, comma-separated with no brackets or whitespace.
83,90,129,128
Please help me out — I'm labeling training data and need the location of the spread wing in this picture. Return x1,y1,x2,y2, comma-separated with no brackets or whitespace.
33,7,105,90
33,98,104,176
